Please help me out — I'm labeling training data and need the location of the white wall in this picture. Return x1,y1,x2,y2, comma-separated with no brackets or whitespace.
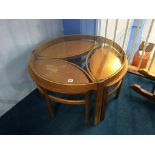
0,19,63,117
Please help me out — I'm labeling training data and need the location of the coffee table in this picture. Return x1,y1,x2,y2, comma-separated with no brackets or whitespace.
28,34,128,125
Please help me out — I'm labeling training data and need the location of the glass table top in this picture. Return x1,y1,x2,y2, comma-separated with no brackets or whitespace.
35,40,95,59
29,35,127,85
89,46,123,80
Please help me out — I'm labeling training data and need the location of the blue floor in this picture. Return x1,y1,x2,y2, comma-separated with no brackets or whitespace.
0,72,155,135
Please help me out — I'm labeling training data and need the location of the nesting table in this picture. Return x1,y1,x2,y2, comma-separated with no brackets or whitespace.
28,35,128,125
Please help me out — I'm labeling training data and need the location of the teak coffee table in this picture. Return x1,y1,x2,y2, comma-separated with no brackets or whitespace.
28,34,128,125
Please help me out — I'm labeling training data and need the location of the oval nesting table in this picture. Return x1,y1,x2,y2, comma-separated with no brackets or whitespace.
28,34,128,125
30,57,90,84
86,45,128,123
34,35,96,59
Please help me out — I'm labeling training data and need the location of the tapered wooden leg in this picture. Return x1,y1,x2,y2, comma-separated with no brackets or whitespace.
115,80,123,99
36,85,55,118
101,87,108,120
94,84,104,125
85,92,90,126
44,94,55,118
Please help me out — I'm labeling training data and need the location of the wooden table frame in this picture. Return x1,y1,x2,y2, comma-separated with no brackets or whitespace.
28,34,128,126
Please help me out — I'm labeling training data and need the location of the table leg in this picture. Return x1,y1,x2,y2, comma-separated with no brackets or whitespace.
101,87,108,120
85,92,90,126
94,84,104,125
115,80,123,99
44,94,55,118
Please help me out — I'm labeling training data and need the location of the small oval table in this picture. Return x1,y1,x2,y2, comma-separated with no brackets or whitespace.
28,34,128,125
86,45,128,124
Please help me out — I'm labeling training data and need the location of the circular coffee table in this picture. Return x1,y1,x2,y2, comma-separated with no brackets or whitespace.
28,34,128,125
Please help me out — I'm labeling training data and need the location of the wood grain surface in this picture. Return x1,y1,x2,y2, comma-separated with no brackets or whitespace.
36,40,95,59
30,57,89,84
89,46,123,80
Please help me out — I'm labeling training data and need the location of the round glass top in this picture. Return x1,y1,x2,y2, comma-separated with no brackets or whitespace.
29,35,127,85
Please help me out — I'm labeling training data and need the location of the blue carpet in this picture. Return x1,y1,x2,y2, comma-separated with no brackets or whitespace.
0,72,155,135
